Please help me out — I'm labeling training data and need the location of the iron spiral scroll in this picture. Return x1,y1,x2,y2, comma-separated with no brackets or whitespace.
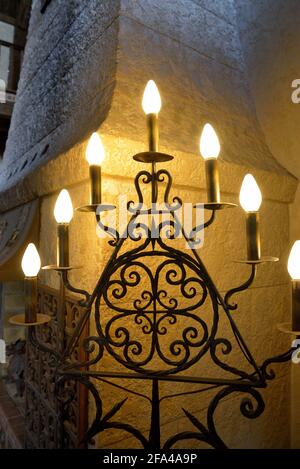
33,156,300,449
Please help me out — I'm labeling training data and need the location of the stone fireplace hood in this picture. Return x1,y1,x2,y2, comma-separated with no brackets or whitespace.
0,0,297,212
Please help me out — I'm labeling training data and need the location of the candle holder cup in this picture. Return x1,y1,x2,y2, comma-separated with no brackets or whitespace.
9,313,51,327
133,151,173,164
76,204,116,214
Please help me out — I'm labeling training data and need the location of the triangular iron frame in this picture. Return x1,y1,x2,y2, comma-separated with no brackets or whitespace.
29,155,299,449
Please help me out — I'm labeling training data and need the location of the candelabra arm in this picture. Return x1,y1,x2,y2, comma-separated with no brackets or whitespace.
96,213,120,247
61,270,91,307
187,210,216,244
260,341,300,381
203,210,216,228
224,264,257,311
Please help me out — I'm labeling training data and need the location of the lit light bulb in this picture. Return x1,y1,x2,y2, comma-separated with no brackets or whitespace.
239,174,262,212
288,241,300,280
21,243,41,277
142,80,162,115
199,123,220,160
54,189,73,224
86,132,105,166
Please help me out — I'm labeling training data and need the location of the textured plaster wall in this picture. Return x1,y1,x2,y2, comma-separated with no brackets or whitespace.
234,0,300,448
235,0,300,240
2,0,298,448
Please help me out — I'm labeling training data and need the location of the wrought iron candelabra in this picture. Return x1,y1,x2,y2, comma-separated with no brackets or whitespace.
11,81,300,449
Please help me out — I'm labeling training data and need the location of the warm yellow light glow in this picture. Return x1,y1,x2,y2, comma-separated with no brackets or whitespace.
142,80,162,115
86,132,105,166
199,123,220,160
239,174,262,212
288,241,300,280
21,243,41,277
54,189,73,224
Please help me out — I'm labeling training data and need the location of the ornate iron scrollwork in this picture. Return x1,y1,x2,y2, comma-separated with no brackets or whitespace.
25,285,88,449
29,160,299,449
